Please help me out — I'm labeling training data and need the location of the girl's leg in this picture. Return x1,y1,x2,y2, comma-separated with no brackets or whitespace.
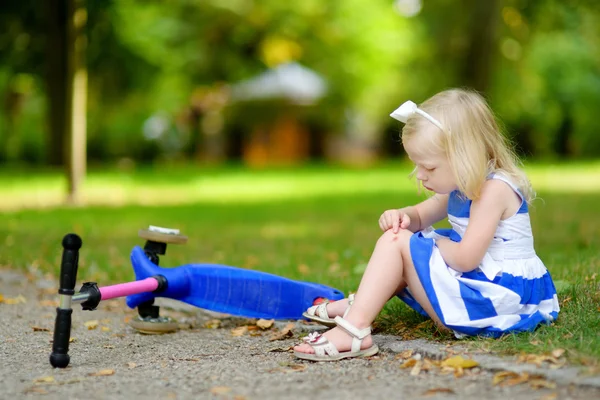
295,229,445,355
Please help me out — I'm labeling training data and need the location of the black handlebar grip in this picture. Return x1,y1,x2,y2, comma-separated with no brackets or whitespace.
49,308,73,368
58,234,82,295
50,233,82,368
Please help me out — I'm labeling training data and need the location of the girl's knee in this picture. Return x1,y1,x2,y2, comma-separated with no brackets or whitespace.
379,229,413,249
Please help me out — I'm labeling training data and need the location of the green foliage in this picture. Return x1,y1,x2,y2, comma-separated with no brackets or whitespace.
1,0,600,163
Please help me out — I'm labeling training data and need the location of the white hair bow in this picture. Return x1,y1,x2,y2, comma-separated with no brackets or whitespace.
390,100,445,131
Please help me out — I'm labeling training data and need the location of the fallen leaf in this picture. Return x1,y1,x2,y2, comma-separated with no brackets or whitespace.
400,358,417,369
492,371,520,385
283,364,306,373
539,393,558,400
268,346,293,353
204,319,221,329
268,363,307,373
88,369,115,377
210,386,231,395
24,387,48,394
0,293,3,302
256,319,274,330
101,326,111,332
69,337,76,343
440,355,479,369
395,350,414,359
551,349,565,358
529,379,557,389
34,376,55,384
32,326,50,332
423,388,455,396
127,362,137,369
269,322,295,341
3,295,26,304
84,320,99,330
231,326,248,337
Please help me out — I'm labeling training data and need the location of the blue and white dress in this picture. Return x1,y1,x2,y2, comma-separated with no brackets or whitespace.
399,174,560,338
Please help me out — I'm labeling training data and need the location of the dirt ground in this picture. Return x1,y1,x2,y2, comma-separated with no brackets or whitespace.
2,268,599,400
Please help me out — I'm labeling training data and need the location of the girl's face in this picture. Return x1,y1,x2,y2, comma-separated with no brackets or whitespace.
403,138,457,194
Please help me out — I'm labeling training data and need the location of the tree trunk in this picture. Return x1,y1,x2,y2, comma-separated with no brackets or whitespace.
461,0,500,94
65,0,88,204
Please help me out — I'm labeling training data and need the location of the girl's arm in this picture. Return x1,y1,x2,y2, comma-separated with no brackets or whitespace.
413,193,449,230
401,194,449,232
435,180,515,272
381,194,448,233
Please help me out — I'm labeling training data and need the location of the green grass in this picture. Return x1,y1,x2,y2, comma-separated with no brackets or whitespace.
1,161,599,365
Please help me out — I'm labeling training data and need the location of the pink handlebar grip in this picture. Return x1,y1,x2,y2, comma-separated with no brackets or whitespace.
99,278,159,300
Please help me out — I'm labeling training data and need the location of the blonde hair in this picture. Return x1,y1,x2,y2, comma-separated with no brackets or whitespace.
401,88,534,202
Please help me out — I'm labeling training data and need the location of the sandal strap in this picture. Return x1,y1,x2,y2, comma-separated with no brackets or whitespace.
306,301,330,319
342,293,355,318
307,334,339,357
334,316,371,353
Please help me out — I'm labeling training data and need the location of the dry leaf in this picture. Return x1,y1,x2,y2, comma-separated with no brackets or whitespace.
231,326,248,337
210,386,231,395
395,350,414,359
34,376,55,384
3,295,26,304
268,346,293,353
551,349,565,358
69,337,76,343
88,369,115,377
529,379,557,389
204,319,221,329
269,363,307,373
84,320,99,330
400,358,417,369
0,293,3,303
441,355,479,369
24,387,48,394
127,362,137,369
423,388,455,396
269,322,295,341
101,326,111,332
32,326,50,332
492,371,520,385
256,319,274,330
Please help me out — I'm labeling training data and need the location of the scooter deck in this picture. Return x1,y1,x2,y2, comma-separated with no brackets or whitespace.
126,246,344,320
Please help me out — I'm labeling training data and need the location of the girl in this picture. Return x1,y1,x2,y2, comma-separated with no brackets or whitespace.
294,88,560,362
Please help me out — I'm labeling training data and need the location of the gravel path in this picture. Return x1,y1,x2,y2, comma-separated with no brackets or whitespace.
2,269,599,400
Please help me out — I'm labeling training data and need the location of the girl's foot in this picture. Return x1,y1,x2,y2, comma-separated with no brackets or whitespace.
293,324,374,355
324,297,352,317
303,295,354,327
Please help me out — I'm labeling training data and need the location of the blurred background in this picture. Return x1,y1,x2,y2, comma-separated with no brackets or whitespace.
2,0,599,171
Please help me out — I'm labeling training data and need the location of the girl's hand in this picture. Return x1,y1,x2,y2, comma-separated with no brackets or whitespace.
379,209,411,233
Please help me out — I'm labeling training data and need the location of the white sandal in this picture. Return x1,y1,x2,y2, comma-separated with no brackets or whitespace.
294,316,379,361
302,294,355,327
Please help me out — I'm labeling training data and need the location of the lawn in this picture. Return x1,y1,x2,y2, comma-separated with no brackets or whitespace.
1,161,599,365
